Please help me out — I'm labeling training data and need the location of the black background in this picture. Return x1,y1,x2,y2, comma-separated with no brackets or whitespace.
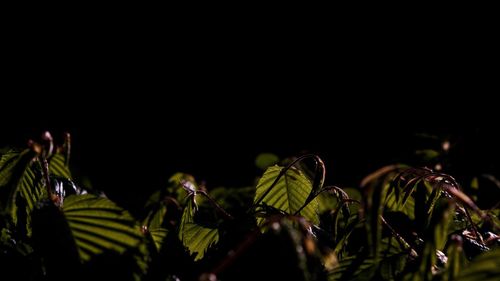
2,102,498,215
2,26,498,214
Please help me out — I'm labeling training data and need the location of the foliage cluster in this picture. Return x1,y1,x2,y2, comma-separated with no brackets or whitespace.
1,133,499,281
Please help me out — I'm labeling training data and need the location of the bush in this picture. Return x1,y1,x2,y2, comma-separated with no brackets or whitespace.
0,132,498,281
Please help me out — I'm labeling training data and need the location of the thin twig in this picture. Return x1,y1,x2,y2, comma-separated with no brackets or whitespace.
380,215,418,258
41,158,52,197
64,132,71,166
198,190,234,220
210,228,261,276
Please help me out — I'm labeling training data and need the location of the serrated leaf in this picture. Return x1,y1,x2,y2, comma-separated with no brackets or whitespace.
0,149,46,238
62,194,149,277
143,202,168,229
0,149,38,213
180,223,218,261
1,148,77,236
143,202,170,251
15,163,46,237
254,165,319,225
178,197,219,261
48,152,71,179
149,227,168,251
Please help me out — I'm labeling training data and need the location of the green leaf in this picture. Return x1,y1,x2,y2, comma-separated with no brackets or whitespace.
149,228,168,251
413,198,455,281
0,149,46,238
15,162,46,237
143,202,169,251
317,186,357,215
254,165,319,225
178,196,219,261
317,192,338,214
384,186,415,220
143,202,168,230
364,182,389,260
456,248,500,281
48,152,71,179
361,165,407,261
0,149,38,214
332,216,361,255
62,194,150,276
180,223,218,261
255,153,279,170
1,147,75,236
